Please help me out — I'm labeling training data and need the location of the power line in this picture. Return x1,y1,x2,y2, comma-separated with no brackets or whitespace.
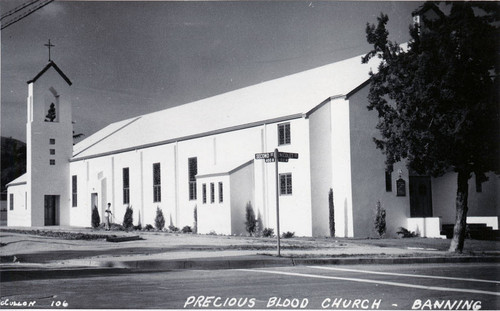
1,0,54,30
0,0,40,21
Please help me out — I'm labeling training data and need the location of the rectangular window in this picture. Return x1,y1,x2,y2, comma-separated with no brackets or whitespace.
385,165,393,192
123,167,130,204
218,182,223,203
50,149,55,155
153,163,161,202
49,138,55,145
188,157,198,200
9,194,14,210
210,183,215,203
278,123,291,145
279,173,292,195
202,184,207,204
50,159,56,165
72,175,77,207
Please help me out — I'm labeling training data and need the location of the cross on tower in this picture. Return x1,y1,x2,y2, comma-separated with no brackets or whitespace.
44,39,54,62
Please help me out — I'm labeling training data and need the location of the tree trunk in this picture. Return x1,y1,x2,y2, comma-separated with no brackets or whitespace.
448,170,470,253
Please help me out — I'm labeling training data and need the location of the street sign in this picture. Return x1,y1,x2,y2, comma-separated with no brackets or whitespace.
255,152,274,159
265,158,275,163
278,152,299,159
278,157,289,162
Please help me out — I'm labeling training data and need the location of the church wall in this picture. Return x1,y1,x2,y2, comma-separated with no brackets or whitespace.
197,174,231,234
141,144,177,228
230,162,254,236
347,85,410,238
308,100,333,237
262,118,313,237
330,97,354,237
432,172,499,225
7,184,30,227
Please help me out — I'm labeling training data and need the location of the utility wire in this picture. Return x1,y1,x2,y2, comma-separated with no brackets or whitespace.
1,0,54,30
0,0,40,21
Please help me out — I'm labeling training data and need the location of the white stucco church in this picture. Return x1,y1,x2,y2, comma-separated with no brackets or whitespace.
6,51,499,238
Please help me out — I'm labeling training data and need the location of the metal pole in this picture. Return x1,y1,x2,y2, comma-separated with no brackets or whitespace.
274,148,281,257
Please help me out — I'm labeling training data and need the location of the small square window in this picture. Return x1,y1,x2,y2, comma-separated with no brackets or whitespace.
49,138,56,145
50,149,55,155
278,123,291,145
279,173,292,195
50,159,56,165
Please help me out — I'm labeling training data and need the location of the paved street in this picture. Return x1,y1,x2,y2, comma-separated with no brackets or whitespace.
1,263,498,309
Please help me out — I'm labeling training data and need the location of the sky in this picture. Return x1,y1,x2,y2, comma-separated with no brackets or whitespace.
1,0,422,143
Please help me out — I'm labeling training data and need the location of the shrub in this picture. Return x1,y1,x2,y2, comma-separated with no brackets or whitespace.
144,224,154,231
245,202,256,236
91,205,100,228
262,227,274,238
208,230,217,235
256,211,263,237
329,188,335,237
169,225,179,232
282,231,295,239
122,206,134,230
133,224,142,231
155,207,165,231
374,200,386,238
397,227,419,238
182,225,192,233
193,205,198,234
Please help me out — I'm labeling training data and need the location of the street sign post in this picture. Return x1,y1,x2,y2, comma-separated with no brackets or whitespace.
255,148,298,257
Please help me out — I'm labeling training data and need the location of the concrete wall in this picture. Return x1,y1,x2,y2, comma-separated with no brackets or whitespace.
347,86,410,238
432,172,499,225
7,184,29,226
330,97,354,237
197,175,231,234
230,162,254,236
70,116,313,236
308,101,333,237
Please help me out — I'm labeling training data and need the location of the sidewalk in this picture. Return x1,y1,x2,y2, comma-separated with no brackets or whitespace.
1,227,499,280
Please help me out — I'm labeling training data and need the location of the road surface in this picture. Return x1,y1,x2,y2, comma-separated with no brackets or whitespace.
1,263,498,309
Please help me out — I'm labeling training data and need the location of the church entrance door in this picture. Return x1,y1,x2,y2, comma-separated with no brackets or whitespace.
409,176,433,217
44,195,58,225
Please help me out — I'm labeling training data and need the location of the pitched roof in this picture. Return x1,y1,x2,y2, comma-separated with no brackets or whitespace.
6,173,27,187
27,61,72,86
72,53,379,160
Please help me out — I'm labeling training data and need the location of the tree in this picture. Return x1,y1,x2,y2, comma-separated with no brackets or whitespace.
245,202,256,236
45,103,56,122
363,2,499,252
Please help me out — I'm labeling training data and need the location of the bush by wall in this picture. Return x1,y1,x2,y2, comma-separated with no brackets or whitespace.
245,202,256,236
374,200,386,238
182,225,192,233
262,227,274,237
282,231,295,239
122,205,134,230
155,207,165,231
329,188,335,237
193,205,198,234
91,205,100,228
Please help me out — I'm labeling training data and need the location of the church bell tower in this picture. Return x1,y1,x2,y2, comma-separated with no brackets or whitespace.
26,40,73,226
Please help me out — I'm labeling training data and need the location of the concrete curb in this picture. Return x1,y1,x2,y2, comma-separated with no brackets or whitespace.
3,255,498,282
